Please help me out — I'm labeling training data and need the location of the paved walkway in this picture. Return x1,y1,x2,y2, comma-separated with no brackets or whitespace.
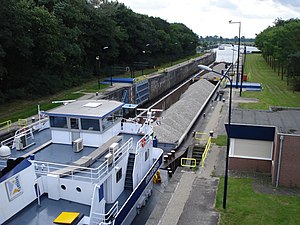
146,91,232,225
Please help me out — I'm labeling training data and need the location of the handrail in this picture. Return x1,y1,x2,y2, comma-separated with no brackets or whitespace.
91,201,118,225
201,136,212,167
1,118,48,148
32,138,133,183
135,130,153,154
18,119,27,127
180,157,197,168
0,120,12,131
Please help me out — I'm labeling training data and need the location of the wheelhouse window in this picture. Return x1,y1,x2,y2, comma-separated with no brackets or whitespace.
70,118,79,129
102,116,114,131
112,109,123,121
81,118,100,131
50,116,67,128
116,168,122,183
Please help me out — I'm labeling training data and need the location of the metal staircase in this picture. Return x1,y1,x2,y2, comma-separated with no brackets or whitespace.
125,153,135,190
192,144,205,166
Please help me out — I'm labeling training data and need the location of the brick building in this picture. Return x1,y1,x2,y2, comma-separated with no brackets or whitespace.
227,108,300,187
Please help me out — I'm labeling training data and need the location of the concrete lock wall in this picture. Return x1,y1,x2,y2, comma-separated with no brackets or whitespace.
148,53,216,102
104,52,216,105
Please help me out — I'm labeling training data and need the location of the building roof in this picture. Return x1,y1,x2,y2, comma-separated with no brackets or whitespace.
46,100,124,119
231,108,300,134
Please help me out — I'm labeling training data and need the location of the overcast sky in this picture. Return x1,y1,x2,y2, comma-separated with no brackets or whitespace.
118,0,300,38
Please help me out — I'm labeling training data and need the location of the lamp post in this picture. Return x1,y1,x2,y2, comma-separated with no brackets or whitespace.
198,64,233,209
96,46,109,90
171,42,178,66
231,44,235,75
229,20,241,89
240,46,247,97
96,56,100,90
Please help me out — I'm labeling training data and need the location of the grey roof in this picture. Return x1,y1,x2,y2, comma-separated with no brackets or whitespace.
47,100,124,118
153,79,215,143
231,108,300,134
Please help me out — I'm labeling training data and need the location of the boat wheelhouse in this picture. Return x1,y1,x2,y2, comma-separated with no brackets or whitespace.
0,99,163,225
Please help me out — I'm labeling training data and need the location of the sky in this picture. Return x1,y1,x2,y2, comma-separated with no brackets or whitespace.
117,0,300,38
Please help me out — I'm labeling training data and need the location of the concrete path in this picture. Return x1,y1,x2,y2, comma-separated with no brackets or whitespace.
146,96,228,225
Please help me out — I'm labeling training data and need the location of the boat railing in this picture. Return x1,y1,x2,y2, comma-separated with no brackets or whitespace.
33,160,102,182
112,137,132,166
134,130,153,154
90,201,118,225
32,138,133,183
0,118,49,149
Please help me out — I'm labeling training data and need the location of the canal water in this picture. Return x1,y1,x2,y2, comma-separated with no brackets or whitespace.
214,45,259,63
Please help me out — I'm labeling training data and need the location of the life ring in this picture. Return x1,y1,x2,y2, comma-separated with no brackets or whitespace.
20,127,29,134
141,138,146,147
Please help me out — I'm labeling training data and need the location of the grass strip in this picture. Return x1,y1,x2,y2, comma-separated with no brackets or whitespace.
240,54,300,110
216,177,300,225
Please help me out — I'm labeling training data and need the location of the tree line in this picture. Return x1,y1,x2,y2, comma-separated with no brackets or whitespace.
0,0,199,103
198,35,255,50
255,18,300,91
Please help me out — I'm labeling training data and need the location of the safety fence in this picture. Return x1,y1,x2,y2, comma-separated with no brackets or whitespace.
0,120,12,131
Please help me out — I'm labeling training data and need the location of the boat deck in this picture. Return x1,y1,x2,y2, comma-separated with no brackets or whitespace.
0,128,149,225
2,129,142,168
3,194,90,225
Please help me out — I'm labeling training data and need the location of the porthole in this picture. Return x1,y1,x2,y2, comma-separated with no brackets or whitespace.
61,184,66,190
76,187,82,192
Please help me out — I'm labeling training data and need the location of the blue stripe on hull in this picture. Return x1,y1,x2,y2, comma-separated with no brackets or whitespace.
114,152,163,225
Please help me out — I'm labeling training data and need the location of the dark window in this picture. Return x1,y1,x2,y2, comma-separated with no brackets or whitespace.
50,116,67,128
145,149,149,161
102,116,113,131
116,168,122,183
76,187,82,192
81,118,100,131
113,109,123,121
70,118,79,129
61,184,66,190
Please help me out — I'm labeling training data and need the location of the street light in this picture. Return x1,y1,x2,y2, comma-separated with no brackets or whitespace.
231,44,235,75
96,46,109,90
96,56,100,90
229,20,241,90
198,64,233,209
171,42,178,66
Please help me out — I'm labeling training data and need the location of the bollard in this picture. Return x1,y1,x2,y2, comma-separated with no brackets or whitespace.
209,131,214,137
164,154,169,162
29,154,35,160
96,92,99,96
171,150,175,157
31,117,35,123
168,170,173,178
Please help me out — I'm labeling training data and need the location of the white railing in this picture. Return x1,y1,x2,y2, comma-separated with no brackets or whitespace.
33,160,103,183
0,118,49,149
32,138,133,183
135,130,153,154
90,201,118,225
112,137,132,166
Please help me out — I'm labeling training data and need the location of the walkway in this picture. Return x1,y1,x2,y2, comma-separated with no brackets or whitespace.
145,89,234,225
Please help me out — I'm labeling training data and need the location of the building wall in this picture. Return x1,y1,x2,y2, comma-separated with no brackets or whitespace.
272,134,300,187
229,157,271,173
